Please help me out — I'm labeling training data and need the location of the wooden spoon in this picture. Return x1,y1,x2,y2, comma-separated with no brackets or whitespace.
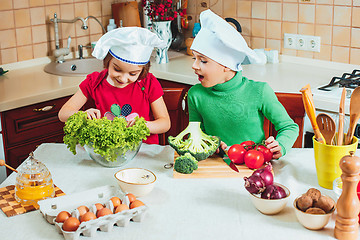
345,86,360,145
337,88,346,146
316,113,336,145
300,84,326,144
0,159,18,173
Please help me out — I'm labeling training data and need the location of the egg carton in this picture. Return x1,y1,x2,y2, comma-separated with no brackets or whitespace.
38,185,148,240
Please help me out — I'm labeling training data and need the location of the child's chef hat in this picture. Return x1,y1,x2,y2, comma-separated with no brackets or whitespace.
92,27,166,65
191,10,264,71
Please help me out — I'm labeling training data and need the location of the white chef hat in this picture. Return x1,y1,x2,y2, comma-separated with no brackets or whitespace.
92,27,166,65
190,10,264,71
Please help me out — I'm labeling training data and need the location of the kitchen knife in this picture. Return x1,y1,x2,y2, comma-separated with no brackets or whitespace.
218,147,239,173
337,88,346,146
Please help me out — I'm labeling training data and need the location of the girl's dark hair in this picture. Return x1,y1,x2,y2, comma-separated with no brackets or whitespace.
103,53,151,80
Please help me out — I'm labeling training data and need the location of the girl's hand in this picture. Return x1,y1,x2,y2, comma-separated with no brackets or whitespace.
126,118,136,127
265,136,282,159
85,108,101,120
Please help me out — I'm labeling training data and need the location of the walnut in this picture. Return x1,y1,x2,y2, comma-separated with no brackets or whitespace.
314,195,335,213
296,194,313,212
305,207,326,214
305,188,321,202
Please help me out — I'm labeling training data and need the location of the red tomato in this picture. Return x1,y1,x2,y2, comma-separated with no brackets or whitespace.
256,145,273,163
244,150,264,169
227,144,247,165
240,140,256,150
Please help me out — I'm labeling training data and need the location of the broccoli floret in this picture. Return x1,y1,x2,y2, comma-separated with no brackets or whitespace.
168,122,221,161
174,153,198,174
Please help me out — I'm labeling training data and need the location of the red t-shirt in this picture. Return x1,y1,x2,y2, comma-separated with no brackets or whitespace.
79,69,163,144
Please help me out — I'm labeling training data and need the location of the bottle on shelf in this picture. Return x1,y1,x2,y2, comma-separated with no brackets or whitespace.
107,19,117,32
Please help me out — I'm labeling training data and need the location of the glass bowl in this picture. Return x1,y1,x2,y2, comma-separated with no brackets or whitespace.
84,141,142,168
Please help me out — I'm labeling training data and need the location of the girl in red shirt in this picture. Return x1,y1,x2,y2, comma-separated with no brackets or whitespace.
58,27,170,144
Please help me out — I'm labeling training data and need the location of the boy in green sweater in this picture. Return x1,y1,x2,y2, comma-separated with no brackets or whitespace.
189,10,299,159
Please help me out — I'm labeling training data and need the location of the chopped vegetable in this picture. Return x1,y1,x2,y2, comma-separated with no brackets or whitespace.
63,111,150,162
168,122,220,161
174,153,198,174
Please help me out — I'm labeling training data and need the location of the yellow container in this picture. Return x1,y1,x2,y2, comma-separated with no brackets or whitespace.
313,135,358,189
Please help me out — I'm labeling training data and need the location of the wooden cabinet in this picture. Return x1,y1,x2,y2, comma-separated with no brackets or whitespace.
1,96,70,175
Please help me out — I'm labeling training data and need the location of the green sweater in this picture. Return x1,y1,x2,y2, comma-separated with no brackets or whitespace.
187,71,299,156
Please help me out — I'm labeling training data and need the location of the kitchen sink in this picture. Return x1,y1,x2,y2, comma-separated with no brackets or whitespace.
44,58,104,76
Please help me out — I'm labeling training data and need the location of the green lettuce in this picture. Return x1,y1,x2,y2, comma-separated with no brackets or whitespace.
63,111,150,162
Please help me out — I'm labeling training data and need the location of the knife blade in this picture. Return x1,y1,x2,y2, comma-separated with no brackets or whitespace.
218,147,239,173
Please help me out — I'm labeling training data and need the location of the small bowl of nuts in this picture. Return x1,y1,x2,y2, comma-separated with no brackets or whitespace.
293,188,335,230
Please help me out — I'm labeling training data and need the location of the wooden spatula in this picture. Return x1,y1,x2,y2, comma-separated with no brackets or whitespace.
337,88,346,146
345,86,360,145
316,113,336,145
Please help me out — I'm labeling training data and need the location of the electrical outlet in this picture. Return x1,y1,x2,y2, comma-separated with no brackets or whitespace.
284,33,296,49
296,35,307,50
307,36,321,52
284,33,321,52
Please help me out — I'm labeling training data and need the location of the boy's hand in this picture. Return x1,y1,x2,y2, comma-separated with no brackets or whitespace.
85,108,101,120
265,136,282,159
215,141,228,154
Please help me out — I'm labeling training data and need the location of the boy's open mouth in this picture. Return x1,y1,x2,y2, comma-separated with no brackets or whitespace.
198,74,204,81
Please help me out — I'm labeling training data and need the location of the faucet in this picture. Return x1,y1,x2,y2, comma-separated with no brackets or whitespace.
78,44,92,59
84,16,106,34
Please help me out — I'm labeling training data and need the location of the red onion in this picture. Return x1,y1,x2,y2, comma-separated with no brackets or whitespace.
244,175,266,194
252,163,274,187
261,184,287,199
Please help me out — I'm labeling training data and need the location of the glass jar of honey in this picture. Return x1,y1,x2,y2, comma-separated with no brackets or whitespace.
15,152,55,205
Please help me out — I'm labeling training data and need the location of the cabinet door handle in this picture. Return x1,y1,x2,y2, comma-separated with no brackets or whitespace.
33,105,55,112
182,91,188,111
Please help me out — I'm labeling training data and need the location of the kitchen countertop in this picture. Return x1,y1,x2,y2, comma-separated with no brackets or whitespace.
0,52,359,112
0,143,353,240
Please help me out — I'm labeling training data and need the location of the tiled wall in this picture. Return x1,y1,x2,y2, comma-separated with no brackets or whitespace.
1,0,360,65
186,0,360,65
0,0,115,64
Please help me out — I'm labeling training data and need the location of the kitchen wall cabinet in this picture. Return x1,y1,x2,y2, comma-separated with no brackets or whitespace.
1,96,70,176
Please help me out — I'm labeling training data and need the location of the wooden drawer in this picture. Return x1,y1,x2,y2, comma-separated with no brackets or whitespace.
1,96,70,147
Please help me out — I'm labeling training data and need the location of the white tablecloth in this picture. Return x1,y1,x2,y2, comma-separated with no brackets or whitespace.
0,143,358,240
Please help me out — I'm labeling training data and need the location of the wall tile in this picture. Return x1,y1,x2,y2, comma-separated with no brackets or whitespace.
266,21,282,39
298,23,315,35
238,17,251,36
297,50,314,58
315,5,333,25
60,4,74,19
299,4,315,23
13,0,30,9
32,25,47,43
101,0,112,16
17,45,33,61
252,1,266,19
45,5,60,21
314,44,331,61
333,6,351,26
282,22,298,34
251,37,265,49
60,24,75,41
60,0,73,3
0,0,13,10
14,9,31,28
90,33,102,43
16,27,32,46
251,19,265,37
30,7,46,25
0,10,15,30
210,0,222,15
45,0,59,5
76,35,90,47
354,0,360,7
283,3,298,22
237,1,251,18
0,29,16,48
316,0,333,4
29,0,44,7
350,48,360,65
331,46,349,63
332,26,350,46
334,0,351,6
353,7,360,28
315,24,332,44
281,48,297,56
266,39,281,51
88,1,101,17
89,19,103,35
223,0,236,17
283,0,297,2
74,2,88,18
1,48,17,64
267,2,281,21
351,28,360,48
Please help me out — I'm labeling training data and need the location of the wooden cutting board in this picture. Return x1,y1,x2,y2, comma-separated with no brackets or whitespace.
173,152,255,179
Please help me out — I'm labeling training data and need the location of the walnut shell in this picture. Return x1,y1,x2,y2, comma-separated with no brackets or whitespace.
305,188,321,202
296,194,313,212
305,207,326,214
313,195,335,213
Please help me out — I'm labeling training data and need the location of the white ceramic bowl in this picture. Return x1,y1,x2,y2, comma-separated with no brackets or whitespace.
114,168,156,197
249,183,290,215
293,195,335,230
